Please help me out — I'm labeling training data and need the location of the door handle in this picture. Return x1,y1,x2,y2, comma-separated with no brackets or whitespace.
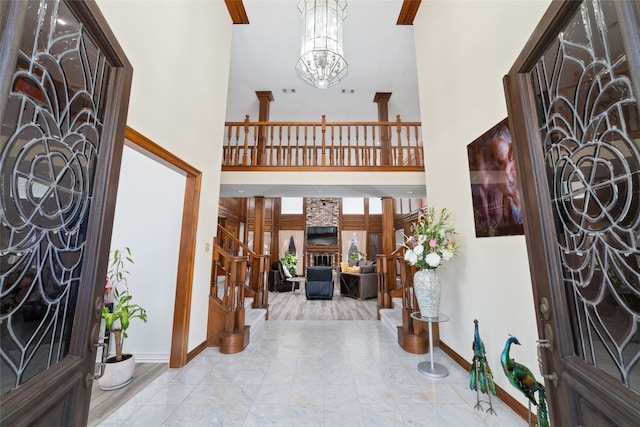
537,329,558,388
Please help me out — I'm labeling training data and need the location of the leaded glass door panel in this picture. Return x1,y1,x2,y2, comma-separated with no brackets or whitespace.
0,0,132,424
504,1,640,425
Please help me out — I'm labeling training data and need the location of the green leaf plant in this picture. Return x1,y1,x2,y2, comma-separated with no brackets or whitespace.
102,247,148,362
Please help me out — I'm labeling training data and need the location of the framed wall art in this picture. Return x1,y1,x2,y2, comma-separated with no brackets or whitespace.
467,118,524,238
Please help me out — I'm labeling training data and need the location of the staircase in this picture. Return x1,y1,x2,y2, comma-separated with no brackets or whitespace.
214,278,268,347
243,296,267,341
379,297,403,338
379,291,430,355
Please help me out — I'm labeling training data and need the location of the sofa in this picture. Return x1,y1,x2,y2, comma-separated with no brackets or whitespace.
339,260,377,300
305,266,334,300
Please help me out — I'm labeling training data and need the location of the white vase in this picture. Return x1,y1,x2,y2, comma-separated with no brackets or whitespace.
413,269,441,318
98,354,135,390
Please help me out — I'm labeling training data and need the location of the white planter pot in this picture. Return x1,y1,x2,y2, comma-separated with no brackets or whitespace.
98,354,135,390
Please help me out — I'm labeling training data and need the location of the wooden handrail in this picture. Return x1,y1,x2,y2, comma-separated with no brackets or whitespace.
222,115,424,170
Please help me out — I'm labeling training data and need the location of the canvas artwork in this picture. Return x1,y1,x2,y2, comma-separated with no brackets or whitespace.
467,119,524,237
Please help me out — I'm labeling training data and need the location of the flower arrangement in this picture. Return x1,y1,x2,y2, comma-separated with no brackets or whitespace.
403,207,459,269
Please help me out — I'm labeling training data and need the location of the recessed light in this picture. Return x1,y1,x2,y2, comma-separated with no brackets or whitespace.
237,190,245,194
405,191,413,194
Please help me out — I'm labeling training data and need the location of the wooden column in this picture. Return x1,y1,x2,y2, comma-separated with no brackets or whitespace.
373,92,392,166
252,196,266,303
381,197,395,308
255,91,274,165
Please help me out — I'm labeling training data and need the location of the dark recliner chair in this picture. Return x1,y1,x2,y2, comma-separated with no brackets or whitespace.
268,261,297,292
305,266,334,300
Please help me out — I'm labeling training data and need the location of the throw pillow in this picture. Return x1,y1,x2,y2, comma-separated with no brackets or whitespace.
346,266,360,273
340,262,350,272
359,265,375,274
283,267,292,278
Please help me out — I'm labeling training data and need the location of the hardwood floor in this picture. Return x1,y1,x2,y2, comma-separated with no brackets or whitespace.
88,362,167,426
267,284,378,320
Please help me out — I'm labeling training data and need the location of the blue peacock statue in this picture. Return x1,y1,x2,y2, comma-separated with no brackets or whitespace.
469,319,497,414
501,335,549,427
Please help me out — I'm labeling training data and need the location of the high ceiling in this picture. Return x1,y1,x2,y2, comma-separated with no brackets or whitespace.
221,0,424,198
225,0,421,122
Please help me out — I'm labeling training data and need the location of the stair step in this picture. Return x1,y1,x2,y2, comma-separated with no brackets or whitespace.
245,306,267,340
379,307,402,338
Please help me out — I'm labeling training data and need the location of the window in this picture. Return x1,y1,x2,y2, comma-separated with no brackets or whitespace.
368,198,382,214
342,198,364,214
281,197,303,214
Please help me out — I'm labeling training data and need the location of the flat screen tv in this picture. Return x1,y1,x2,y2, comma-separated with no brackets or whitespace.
306,226,338,246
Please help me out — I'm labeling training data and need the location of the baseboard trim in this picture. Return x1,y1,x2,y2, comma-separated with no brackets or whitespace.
439,340,533,424
187,340,208,364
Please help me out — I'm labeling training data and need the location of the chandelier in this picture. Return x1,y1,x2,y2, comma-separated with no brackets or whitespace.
295,0,348,89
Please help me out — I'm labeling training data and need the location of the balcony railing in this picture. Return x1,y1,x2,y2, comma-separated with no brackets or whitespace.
222,115,423,170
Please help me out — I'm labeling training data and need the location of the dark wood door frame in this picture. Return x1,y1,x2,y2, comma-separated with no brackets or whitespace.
123,127,201,368
0,1,132,424
504,1,640,425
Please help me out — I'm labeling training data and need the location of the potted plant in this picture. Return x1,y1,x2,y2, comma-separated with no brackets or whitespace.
349,251,366,262
281,253,297,276
98,247,148,390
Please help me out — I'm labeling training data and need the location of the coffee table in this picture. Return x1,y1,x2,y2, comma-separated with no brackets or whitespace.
286,277,305,294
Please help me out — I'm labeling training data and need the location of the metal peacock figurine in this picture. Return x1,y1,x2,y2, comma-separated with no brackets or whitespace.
501,335,549,427
469,319,497,414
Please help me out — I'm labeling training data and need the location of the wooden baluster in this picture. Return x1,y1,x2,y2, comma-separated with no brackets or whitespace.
296,124,302,166
313,123,318,166
304,124,309,166
372,125,378,166
252,123,260,165
274,124,279,166
224,123,231,165
363,124,369,166
340,124,346,166
321,115,327,166
355,124,361,166
268,124,273,166
287,124,293,166
329,123,334,166
414,123,422,166
396,115,404,167
241,115,249,165
260,122,266,165
285,123,291,166
346,124,351,166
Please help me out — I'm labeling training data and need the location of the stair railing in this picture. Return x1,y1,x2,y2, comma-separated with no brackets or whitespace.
376,247,405,314
223,115,423,170
207,243,249,353
215,225,269,311
377,248,431,354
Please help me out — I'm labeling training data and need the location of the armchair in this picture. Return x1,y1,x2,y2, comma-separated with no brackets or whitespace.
305,266,334,300
268,261,298,292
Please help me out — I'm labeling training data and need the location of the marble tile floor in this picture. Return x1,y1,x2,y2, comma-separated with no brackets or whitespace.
97,320,528,426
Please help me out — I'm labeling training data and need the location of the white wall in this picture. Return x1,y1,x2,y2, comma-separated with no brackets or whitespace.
109,145,185,362
414,0,551,407
97,0,232,353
